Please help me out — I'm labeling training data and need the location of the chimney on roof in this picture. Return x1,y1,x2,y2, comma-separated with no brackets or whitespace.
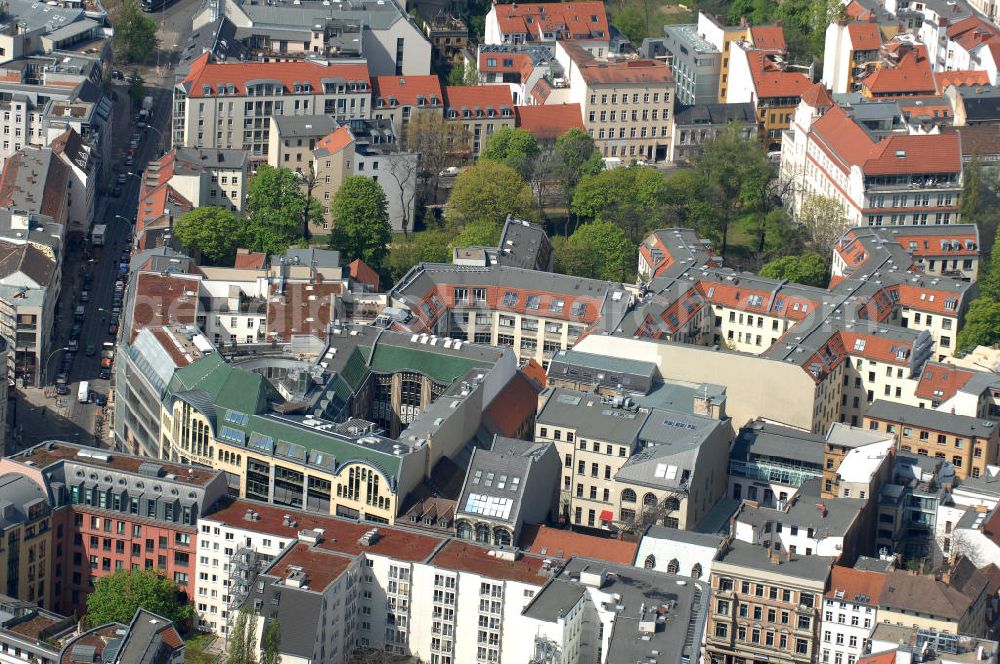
817,503,827,518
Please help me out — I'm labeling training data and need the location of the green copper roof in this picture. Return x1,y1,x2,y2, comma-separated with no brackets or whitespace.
167,353,276,415
368,343,491,384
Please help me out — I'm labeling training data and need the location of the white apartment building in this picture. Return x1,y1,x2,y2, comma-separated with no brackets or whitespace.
162,147,249,213
820,567,885,664
780,87,963,228
172,55,371,159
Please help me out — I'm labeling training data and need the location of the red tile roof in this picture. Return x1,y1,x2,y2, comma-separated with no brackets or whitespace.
431,540,549,584
859,653,897,664
862,44,935,96
745,51,813,98
314,126,354,157
234,248,267,270
207,499,443,562
800,83,835,108
266,281,343,342
848,23,883,51
825,565,887,604
515,104,584,140
348,258,380,291
915,362,976,401
560,43,673,85
270,541,354,590
936,70,991,89
130,273,200,341
484,369,541,437
947,15,997,51
750,26,787,52
443,85,514,112
181,53,370,98
844,0,874,19
811,105,961,175
521,357,547,388
478,51,535,79
493,2,610,42
373,75,443,108
519,524,638,565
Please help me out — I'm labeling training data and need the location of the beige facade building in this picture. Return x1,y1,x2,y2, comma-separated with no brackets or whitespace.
535,386,731,532
553,41,675,162
707,541,835,664
172,55,371,161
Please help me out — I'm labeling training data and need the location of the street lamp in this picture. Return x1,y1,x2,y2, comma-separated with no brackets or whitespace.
145,124,166,156
41,346,69,388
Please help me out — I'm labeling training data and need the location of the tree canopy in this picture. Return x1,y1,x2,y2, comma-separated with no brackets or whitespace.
384,228,452,282
798,194,849,258
572,166,667,242
245,165,315,255
758,251,829,287
174,207,245,265
227,606,259,664
554,220,635,282
261,619,282,664
449,219,503,251
481,128,539,180
85,569,193,627
112,0,159,64
445,161,537,227
329,176,392,267
957,297,1000,353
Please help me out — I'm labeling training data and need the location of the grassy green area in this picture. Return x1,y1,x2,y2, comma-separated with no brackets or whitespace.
608,0,696,43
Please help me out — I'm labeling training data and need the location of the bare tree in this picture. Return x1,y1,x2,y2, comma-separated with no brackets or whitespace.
528,145,563,208
299,163,320,241
403,110,470,205
799,194,850,258
938,528,982,566
386,153,417,236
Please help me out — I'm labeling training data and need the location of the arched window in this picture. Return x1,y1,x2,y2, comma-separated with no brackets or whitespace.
691,563,703,579
621,489,637,503
643,493,658,508
494,528,511,546
643,554,656,569
475,523,490,543
456,521,472,541
667,559,679,574
664,496,680,511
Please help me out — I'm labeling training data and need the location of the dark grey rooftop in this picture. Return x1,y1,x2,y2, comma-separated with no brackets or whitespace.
853,555,896,573
736,478,865,539
555,557,711,664
547,349,658,392
731,421,826,466
455,437,554,526
715,540,836,582
496,216,553,271
174,147,248,171
866,399,998,438
0,473,49,530
673,102,757,126
536,388,647,446
521,577,587,621
616,410,727,490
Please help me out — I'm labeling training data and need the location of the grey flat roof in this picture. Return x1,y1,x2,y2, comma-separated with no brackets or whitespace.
642,525,725,549
536,387,648,445
521,577,587,621
716,540,836,582
548,349,658,380
866,399,998,438
731,421,826,466
271,115,338,138
556,557,711,664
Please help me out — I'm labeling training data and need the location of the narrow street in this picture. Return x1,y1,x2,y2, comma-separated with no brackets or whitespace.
7,0,195,452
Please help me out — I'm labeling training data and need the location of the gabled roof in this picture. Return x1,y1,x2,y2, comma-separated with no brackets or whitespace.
234,249,266,270
825,565,886,604
800,82,834,108
914,362,975,401
492,1,609,42
559,42,673,85
936,70,990,89
483,369,542,438
518,523,637,564
181,53,370,98
848,22,883,51
750,26,786,52
348,258,379,291
373,75,442,108
862,44,935,96
744,50,812,98
514,104,584,140
313,126,354,157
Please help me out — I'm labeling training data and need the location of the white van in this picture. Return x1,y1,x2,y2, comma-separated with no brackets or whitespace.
78,380,89,403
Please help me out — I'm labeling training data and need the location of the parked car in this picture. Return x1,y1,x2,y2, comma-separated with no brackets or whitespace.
68,339,78,352
94,392,107,407
98,368,111,380
80,290,89,303
116,174,126,185
111,186,122,197
111,70,124,81
108,322,118,336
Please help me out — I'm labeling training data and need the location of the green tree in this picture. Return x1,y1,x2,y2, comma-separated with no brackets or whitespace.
174,207,245,265
798,194,849,258
384,228,452,282
449,219,502,251
227,606,258,664
961,155,986,225
758,251,829,287
554,128,602,229
261,619,282,664
329,176,392,267
447,62,478,86
695,124,774,256
554,220,634,282
112,0,159,64
957,297,1000,352
571,166,667,241
977,232,1000,301
445,161,537,227
86,569,193,628
245,165,316,255
481,128,539,180
128,72,145,107
612,4,647,43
